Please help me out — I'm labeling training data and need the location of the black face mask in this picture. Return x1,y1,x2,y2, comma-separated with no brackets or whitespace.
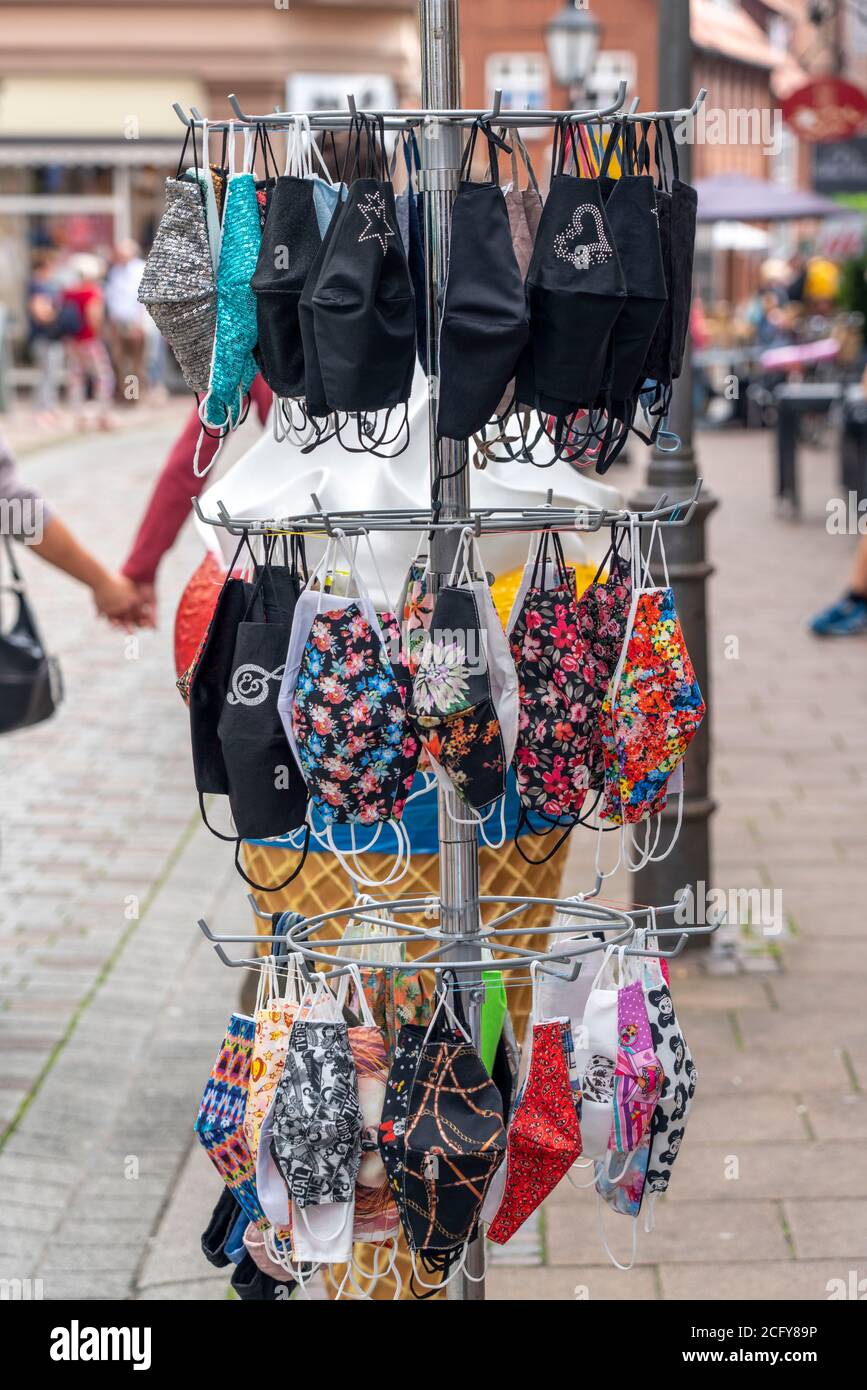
410,583,507,813
309,117,416,449
394,131,428,374
215,547,310,883
639,121,697,434
188,534,254,812
599,123,667,406
395,1004,506,1263
436,121,529,442
523,120,626,421
298,189,346,427
252,176,321,399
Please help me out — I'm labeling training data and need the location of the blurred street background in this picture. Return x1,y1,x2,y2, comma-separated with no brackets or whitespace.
1,0,867,1301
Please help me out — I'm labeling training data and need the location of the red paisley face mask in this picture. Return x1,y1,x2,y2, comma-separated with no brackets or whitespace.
486,1016,582,1245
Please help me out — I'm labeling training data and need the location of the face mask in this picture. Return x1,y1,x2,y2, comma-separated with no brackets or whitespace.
579,946,619,1161
298,187,346,423
216,557,309,851
396,131,428,374
252,173,320,400
269,982,363,1208
599,524,705,851
397,544,434,676
523,120,626,421
311,117,416,438
574,532,632,793
344,968,400,1245
138,129,216,393
592,123,667,473
202,129,262,431
503,131,541,280
509,531,590,837
639,121,697,439
383,992,506,1268
410,535,513,814
609,953,665,1158
243,957,303,1160
642,949,696,1208
311,176,346,238
436,121,529,442
195,1013,268,1229
486,991,581,1245
291,598,410,827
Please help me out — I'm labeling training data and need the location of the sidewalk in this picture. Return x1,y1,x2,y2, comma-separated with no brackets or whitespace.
0,416,864,1301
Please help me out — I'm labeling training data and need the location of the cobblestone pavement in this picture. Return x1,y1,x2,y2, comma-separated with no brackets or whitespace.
0,415,864,1302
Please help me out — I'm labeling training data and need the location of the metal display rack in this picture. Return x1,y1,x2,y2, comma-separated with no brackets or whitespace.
179,0,713,1301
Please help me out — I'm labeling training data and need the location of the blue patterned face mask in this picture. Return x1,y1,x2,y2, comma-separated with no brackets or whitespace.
202,142,261,432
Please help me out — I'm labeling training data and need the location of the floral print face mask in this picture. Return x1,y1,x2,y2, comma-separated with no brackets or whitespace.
410,584,507,813
509,533,590,829
291,603,411,826
600,523,705,833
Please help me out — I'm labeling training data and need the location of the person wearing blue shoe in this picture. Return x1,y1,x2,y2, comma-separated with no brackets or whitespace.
810,537,867,636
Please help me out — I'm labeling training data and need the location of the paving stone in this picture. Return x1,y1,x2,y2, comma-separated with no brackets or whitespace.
784,1200,867,1261
136,1277,230,1301
687,1091,810,1145
659,1259,865,1301
803,1091,867,1142
486,1262,659,1300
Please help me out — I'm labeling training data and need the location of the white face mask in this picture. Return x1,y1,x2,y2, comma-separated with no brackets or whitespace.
579,947,619,1161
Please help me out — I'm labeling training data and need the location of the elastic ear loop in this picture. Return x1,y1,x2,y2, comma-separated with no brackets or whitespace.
596,1191,639,1271
478,795,507,849
409,1243,471,1294
323,818,411,889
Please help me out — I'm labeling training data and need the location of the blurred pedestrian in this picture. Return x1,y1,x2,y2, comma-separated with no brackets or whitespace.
60,253,115,429
26,249,67,422
104,240,147,404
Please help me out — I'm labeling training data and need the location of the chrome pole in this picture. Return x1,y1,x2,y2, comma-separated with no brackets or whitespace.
418,0,485,1301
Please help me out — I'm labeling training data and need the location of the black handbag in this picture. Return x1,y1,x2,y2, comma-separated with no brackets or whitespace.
0,536,62,735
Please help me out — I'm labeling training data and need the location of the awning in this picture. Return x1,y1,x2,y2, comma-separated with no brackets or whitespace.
695,174,840,222
0,76,206,138
702,220,771,250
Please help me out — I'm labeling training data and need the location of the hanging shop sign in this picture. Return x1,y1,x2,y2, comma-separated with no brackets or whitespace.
813,136,867,194
782,79,867,144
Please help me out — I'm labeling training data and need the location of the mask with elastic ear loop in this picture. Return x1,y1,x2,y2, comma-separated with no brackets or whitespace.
310,114,416,455
138,122,216,394
436,120,529,443
394,129,428,374
592,120,668,474
637,119,697,445
521,119,626,463
200,124,262,440
252,117,324,403
250,121,279,230
508,528,592,864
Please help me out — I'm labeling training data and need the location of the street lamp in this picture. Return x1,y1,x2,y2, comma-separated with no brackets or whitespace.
545,2,602,106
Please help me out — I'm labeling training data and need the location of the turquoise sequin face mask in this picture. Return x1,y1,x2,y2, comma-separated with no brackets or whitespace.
203,171,261,430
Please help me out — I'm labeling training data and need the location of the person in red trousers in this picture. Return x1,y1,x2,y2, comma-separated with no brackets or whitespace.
120,376,272,626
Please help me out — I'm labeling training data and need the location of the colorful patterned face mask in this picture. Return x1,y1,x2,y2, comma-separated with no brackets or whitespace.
599,522,705,868
487,1014,581,1245
609,958,665,1156
574,533,632,792
380,993,505,1285
509,532,590,838
269,993,363,1209
291,602,410,826
410,538,514,814
243,958,303,1160
397,547,434,677
343,968,399,1244
194,1013,268,1229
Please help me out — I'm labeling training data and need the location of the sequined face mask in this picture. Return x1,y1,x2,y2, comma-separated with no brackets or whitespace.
202,143,262,431
139,127,216,393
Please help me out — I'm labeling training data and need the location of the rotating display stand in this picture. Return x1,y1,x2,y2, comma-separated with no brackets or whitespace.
180,0,714,1301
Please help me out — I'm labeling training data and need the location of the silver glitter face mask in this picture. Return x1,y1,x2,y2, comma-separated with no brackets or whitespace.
138,177,216,393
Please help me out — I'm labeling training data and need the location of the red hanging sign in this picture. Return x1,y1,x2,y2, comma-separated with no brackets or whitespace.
782,78,867,143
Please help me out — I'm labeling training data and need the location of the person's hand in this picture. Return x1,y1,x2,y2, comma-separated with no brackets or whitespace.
128,580,158,629
92,572,152,631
